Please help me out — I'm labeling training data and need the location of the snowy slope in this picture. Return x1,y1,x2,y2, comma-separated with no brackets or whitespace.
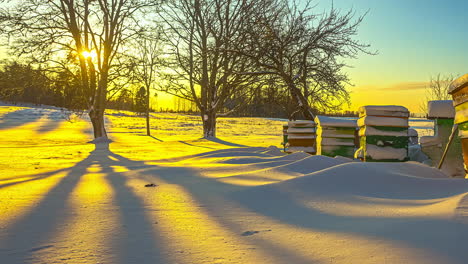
1,104,468,264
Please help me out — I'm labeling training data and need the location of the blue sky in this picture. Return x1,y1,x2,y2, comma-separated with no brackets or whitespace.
1,1,466,113
314,0,468,112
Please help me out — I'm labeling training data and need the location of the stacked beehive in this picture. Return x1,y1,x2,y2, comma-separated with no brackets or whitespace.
315,115,357,157
286,120,316,154
357,105,409,162
420,100,463,177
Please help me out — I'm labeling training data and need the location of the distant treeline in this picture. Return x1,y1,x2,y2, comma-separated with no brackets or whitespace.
1,61,427,119
0,60,360,118
0,61,152,113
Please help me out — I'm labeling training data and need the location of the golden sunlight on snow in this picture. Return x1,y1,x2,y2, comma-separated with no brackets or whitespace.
1,105,468,264
36,168,119,263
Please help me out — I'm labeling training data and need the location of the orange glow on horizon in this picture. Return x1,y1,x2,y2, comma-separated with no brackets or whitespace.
340,78,434,114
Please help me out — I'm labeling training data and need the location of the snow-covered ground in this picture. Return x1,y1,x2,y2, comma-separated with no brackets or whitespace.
1,104,467,264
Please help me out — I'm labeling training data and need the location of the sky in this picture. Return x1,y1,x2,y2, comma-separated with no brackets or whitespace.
315,0,468,113
1,0,467,114
153,0,468,113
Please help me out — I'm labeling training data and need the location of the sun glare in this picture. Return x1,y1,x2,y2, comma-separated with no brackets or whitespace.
82,50,97,59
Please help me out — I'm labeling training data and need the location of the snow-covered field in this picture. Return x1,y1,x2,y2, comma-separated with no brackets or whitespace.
1,104,468,264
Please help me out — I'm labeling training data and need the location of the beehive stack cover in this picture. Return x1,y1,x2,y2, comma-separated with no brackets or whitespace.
315,115,357,157
287,120,316,153
357,105,409,162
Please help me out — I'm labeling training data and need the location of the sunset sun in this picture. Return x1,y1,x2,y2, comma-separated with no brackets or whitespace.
82,50,97,60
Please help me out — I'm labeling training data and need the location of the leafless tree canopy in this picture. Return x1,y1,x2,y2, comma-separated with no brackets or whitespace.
160,0,260,137
419,74,454,114
426,74,453,101
239,0,374,119
128,29,163,136
0,0,373,138
0,0,157,138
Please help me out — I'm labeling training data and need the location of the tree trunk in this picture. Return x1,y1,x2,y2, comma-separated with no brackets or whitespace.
89,108,107,138
202,110,216,138
89,67,108,139
287,80,314,120
146,85,151,136
146,111,151,136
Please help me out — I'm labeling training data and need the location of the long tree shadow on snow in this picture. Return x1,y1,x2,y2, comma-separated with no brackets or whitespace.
178,140,216,149
76,143,312,263
34,112,64,134
109,146,320,263
6,144,466,263
230,184,468,262
0,109,70,135
89,143,170,264
140,152,468,264
0,151,92,263
0,168,69,189
0,109,47,130
203,137,247,147
0,143,169,264
148,146,270,163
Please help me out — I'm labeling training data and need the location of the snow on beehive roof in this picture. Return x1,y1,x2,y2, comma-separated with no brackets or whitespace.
427,100,455,119
358,105,409,118
288,120,315,127
448,73,468,94
314,115,357,128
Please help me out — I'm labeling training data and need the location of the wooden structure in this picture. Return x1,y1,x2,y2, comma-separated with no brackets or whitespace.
284,120,316,154
448,74,468,177
420,100,463,177
356,105,410,162
315,115,357,157
281,124,288,151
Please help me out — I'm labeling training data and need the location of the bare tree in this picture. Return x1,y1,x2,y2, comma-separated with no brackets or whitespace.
426,74,453,101
129,30,162,136
419,74,454,114
0,0,156,139
238,0,374,120
160,0,258,138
